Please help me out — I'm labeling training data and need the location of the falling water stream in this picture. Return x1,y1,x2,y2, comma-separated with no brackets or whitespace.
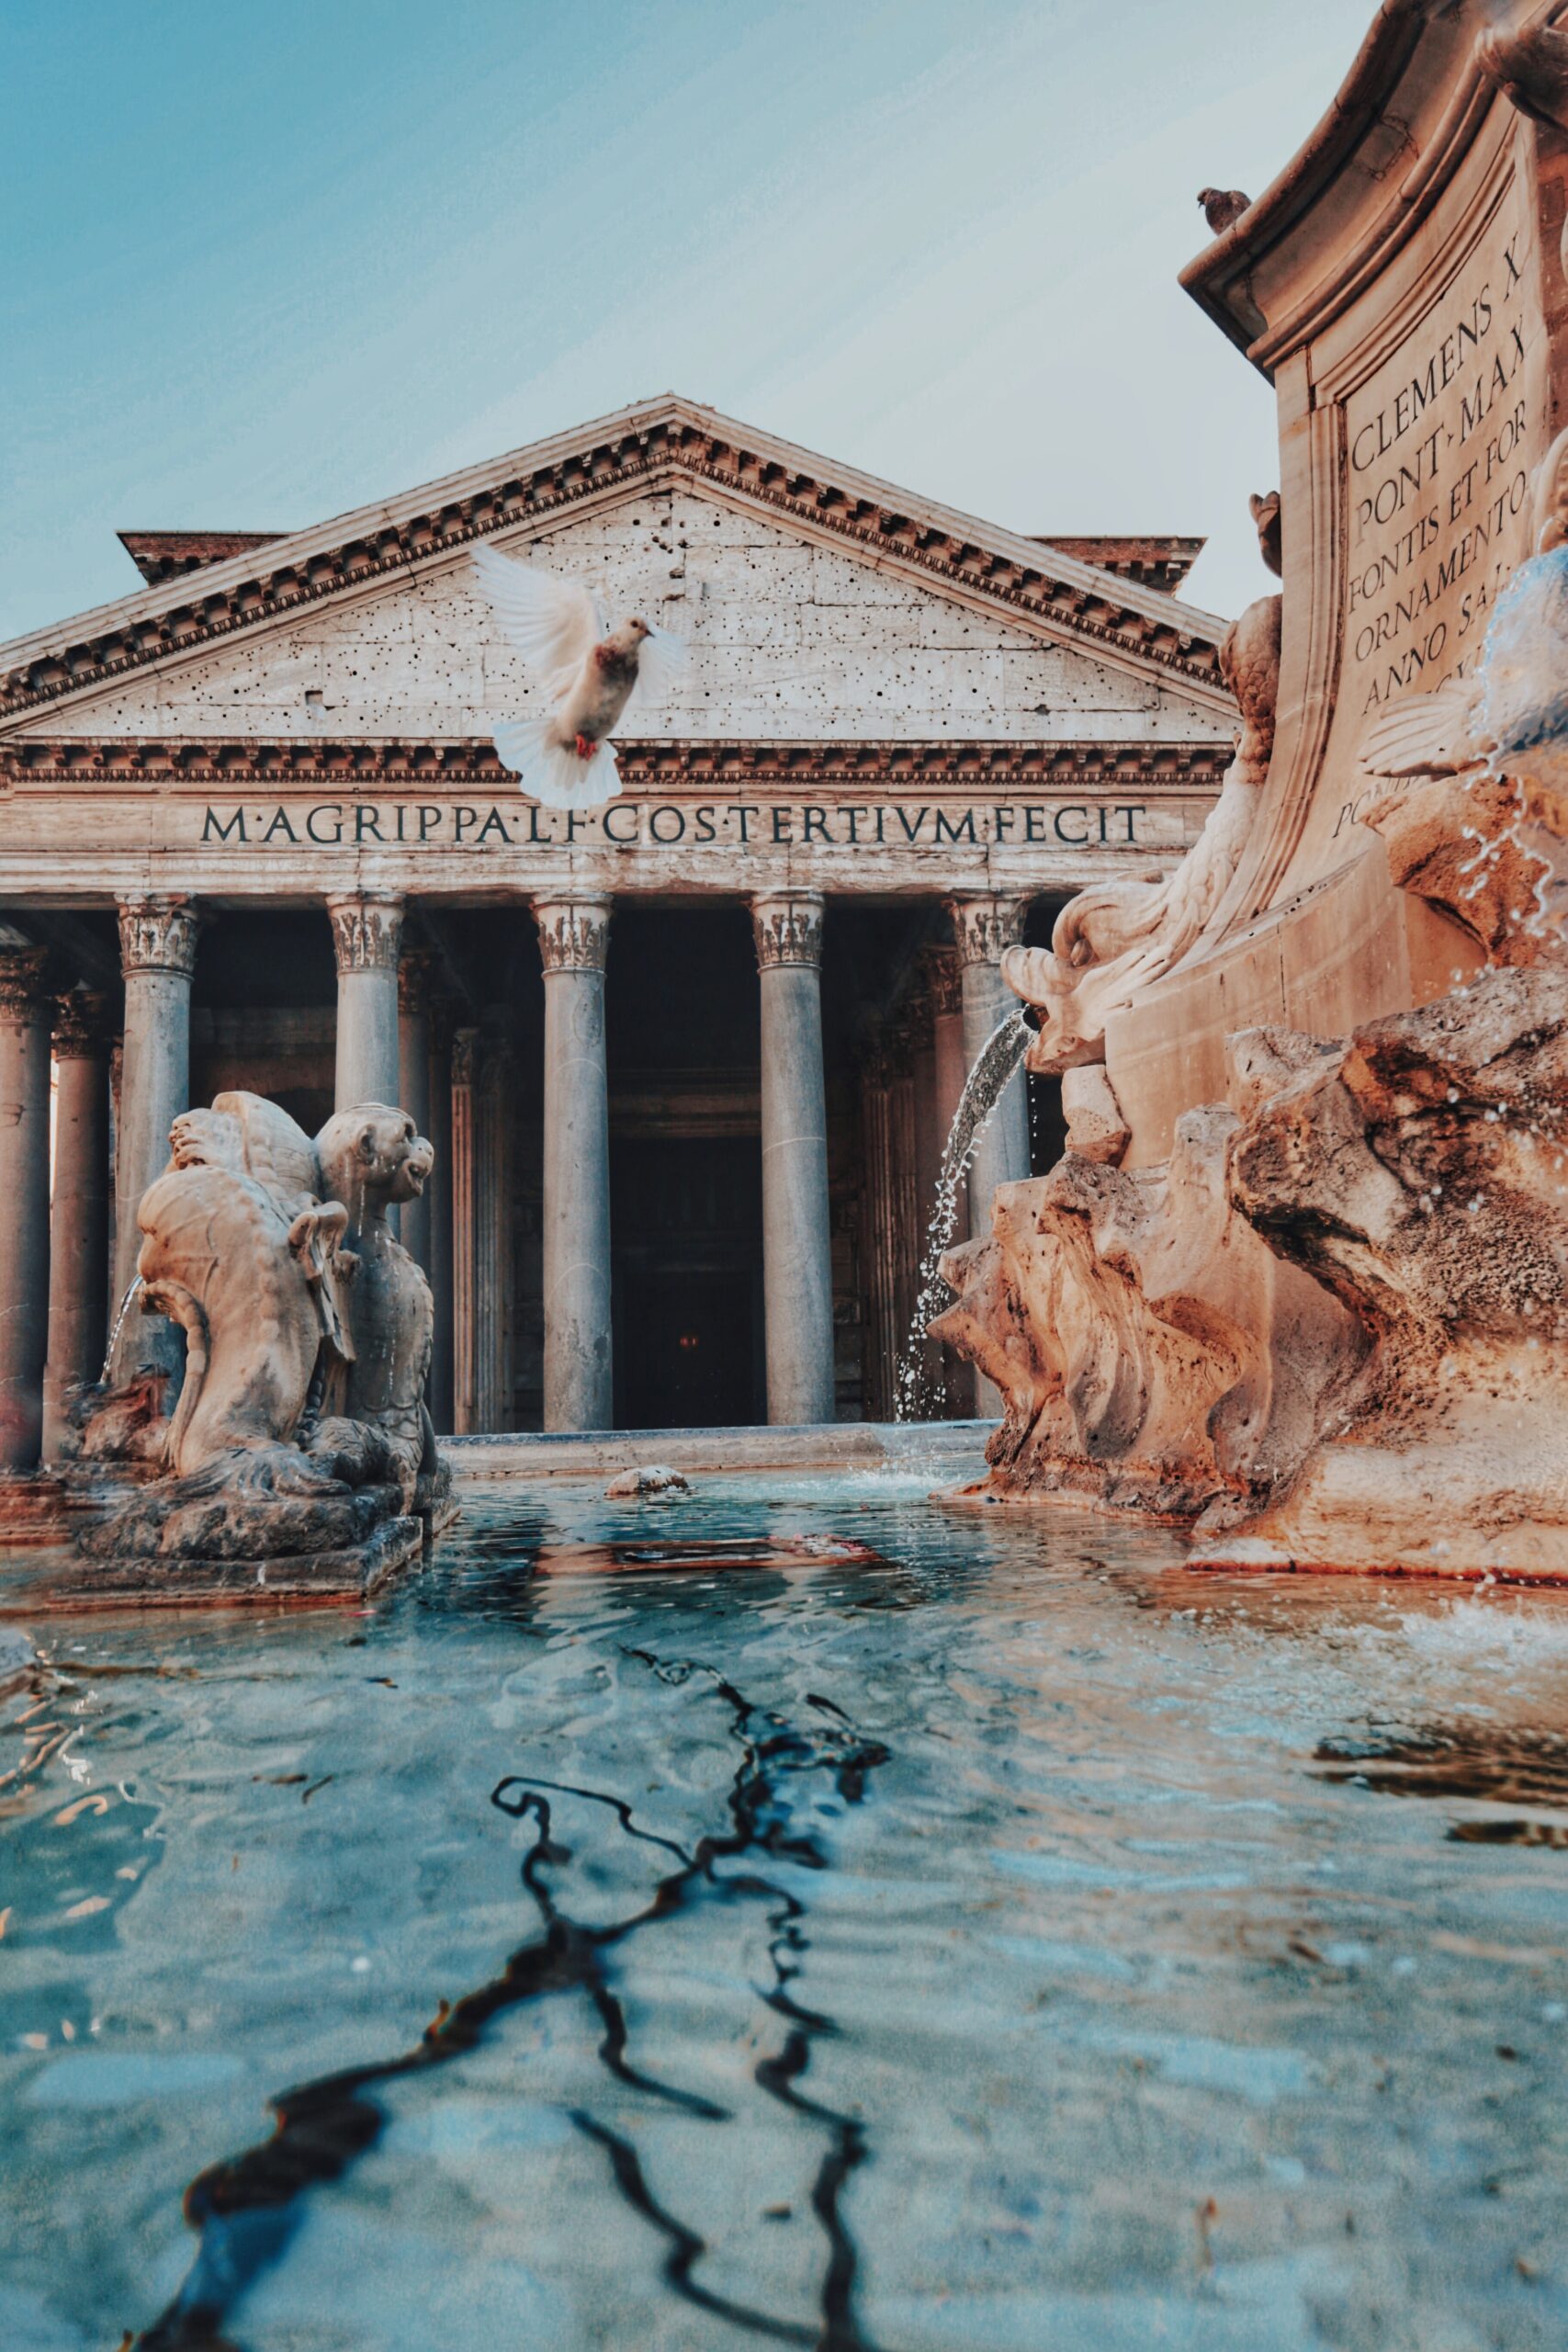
894,1008,1032,1420
99,1277,144,1385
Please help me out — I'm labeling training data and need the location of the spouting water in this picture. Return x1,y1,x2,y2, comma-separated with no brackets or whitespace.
895,1008,1032,1419
100,1276,143,1384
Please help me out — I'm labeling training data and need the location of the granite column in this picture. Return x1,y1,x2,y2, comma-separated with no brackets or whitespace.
424,1000,456,1435
949,896,1029,1415
397,950,434,1267
0,944,52,1469
43,988,111,1458
924,945,974,1413
535,898,613,1432
450,1026,479,1435
474,1038,514,1431
328,891,403,1112
114,897,201,1383
752,891,835,1427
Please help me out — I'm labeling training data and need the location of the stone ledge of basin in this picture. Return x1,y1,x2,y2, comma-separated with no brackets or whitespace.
439,1420,994,1479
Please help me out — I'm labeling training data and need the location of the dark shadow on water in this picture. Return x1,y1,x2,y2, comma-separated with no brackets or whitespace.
130,1649,891,2352
1315,1724,1568,1845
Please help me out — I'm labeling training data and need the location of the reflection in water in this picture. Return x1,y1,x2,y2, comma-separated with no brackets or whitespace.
6,1477,1568,2350
1315,1724,1568,1807
133,1650,888,2352
1316,1725,1568,1848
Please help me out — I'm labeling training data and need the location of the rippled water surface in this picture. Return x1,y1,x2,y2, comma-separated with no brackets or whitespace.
5,1470,1568,2350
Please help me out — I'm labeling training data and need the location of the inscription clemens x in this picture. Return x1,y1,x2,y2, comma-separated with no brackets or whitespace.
1344,191,1540,726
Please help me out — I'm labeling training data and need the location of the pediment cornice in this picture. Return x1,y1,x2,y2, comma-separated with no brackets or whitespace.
0,735,1230,794
0,398,1233,727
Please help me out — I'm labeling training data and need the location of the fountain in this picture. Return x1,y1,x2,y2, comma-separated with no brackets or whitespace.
51,1090,455,1602
933,4,1568,1581
894,1006,1032,1419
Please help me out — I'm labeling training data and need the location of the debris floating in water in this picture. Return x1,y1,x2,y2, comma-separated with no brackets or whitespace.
536,1532,881,1577
604,1464,694,1500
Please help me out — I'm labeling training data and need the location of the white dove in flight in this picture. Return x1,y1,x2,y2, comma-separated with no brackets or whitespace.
470,544,686,809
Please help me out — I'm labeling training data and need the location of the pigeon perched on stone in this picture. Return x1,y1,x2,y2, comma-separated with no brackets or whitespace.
1198,187,1251,234
470,545,685,808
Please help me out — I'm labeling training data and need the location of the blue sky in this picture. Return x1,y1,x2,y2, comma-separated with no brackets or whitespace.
2,0,1379,642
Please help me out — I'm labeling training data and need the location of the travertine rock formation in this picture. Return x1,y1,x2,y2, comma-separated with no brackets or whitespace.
932,1060,1363,1519
1200,962,1568,1576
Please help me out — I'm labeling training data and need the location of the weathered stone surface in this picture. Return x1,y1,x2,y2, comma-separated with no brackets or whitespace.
931,1078,1361,1519
1200,959,1568,1576
1002,591,1281,1074
36,1513,423,1609
1060,1063,1130,1164
75,1089,448,1597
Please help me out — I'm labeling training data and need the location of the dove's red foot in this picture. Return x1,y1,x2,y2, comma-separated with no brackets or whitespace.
573,732,596,761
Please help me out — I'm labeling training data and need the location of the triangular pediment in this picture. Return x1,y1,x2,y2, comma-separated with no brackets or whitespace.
0,397,1234,735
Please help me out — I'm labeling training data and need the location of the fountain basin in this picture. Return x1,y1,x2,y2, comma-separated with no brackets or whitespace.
4,1474,1567,2348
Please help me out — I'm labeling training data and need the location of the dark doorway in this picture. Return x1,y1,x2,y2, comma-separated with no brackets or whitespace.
610,1135,765,1429
618,1268,761,1429
606,906,766,1430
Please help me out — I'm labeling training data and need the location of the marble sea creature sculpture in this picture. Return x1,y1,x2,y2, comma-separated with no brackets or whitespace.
932,1046,1363,1522
138,1095,355,1478
309,1104,437,1511
1001,586,1281,1071
77,1091,448,1591
471,545,685,809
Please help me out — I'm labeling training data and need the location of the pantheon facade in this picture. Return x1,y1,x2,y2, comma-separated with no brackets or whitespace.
0,398,1235,1461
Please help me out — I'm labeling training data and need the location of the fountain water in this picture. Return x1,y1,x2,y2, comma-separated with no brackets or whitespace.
894,1007,1032,1419
99,1274,143,1385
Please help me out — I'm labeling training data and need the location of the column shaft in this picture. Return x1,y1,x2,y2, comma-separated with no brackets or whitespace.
425,1012,456,1435
43,989,111,1457
949,897,1030,1418
398,952,433,1268
114,898,200,1383
753,893,835,1427
329,893,402,1111
860,1050,896,1420
0,947,52,1470
924,950,975,1415
536,899,614,1432
949,898,1031,1237
450,1028,479,1435
474,1041,514,1431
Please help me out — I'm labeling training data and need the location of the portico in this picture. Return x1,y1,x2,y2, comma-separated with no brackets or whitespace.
0,395,1236,1457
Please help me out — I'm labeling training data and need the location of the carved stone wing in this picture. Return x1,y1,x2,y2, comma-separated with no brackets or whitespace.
287,1202,356,1363
1359,676,1484,780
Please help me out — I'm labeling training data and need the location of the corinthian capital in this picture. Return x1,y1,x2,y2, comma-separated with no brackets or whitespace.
118,895,202,978
398,947,434,1016
947,894,1026,967
751,890,825,971
0,944,50,1020
51,985,112,1058
920,945,963,1019
533,896,612,974
327,891,404,974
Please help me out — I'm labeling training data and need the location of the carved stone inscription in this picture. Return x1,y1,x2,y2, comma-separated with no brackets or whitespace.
1315,164,1547,865
197,797,1169,852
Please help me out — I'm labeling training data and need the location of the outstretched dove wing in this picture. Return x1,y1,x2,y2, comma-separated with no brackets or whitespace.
1359,676,1484,778
471,546,606,689
629,622,687,708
